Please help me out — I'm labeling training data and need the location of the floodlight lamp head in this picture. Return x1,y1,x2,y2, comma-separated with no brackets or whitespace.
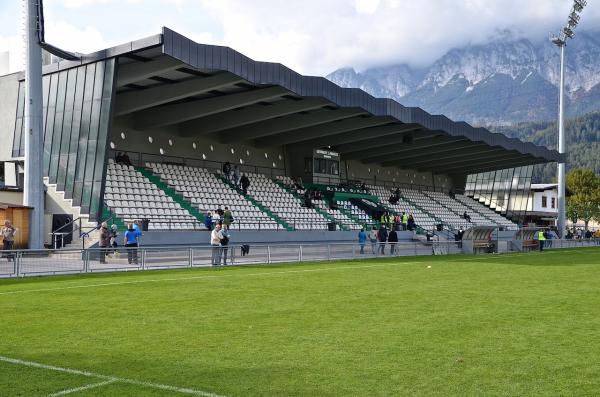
573,0,586,12
563,27,575,39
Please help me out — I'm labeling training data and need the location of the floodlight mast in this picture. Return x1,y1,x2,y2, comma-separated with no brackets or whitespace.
24,0,45,249
550,0,586,239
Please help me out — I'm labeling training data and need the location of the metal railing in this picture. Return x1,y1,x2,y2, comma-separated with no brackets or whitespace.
1,240,598,279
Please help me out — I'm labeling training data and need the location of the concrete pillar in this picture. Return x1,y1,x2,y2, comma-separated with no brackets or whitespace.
24,0,45,249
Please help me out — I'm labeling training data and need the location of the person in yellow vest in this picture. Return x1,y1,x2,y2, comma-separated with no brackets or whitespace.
537,229,546,251
402,212,409,231
380,212,387,227
388,213,394,229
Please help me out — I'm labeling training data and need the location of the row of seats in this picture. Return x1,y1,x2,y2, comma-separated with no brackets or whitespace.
455,194,518,230
105,160,202,230
248,173,330,230
148,162,280,230
369,185,438,230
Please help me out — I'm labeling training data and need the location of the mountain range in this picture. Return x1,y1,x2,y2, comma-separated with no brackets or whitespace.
327,30,600,125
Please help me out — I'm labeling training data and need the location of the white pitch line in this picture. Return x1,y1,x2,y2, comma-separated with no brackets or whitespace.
0,261,421,296
47,379,117,396
0,355,226,397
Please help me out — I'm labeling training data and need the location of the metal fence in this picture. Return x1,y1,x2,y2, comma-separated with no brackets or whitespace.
0,240,598,278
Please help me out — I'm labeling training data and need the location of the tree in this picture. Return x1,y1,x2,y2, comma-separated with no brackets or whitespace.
566,168,600,231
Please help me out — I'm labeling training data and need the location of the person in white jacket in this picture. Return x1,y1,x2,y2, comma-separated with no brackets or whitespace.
211,223,223,266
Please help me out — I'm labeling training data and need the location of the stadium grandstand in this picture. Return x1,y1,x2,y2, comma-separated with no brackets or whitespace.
0,27,563,248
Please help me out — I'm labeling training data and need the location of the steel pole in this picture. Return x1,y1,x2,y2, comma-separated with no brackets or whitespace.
557,44,566,239
24,0,45,249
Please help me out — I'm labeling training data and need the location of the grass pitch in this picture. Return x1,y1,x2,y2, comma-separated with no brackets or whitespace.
1,248,599,396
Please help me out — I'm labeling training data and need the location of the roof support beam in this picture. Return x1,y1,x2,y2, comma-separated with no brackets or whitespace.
334,129,442,155
254,116,395,148
117,56,182,87
381,145,498,167
219,108,369,143
115,73,245,116
344,136,466,161
133,86,289,130
425,155,536,173
297,123,423,149
414,151,523,170
178,97,332,136
447,159,542,175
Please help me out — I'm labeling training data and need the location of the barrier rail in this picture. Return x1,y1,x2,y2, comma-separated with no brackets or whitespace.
1,239,597,279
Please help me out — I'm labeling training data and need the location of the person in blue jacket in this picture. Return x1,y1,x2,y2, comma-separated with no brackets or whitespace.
204,211,213,231
123,223,142,265
358,228,367,254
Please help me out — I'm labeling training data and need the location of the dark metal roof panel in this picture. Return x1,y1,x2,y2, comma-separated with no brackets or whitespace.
28,27,561,163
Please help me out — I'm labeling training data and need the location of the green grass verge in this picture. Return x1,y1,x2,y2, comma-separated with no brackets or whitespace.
1,248,600,396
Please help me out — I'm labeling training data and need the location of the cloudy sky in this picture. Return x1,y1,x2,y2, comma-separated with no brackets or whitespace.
1,0,599,75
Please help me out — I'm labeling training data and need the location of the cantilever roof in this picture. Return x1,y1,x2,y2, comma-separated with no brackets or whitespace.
35,27,563,175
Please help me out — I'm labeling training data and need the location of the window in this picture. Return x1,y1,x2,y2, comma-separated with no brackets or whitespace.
541,196,547,208
551,197,556,209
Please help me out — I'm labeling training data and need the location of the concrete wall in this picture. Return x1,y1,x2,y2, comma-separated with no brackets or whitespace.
344,159,455,191
531,189,558,214
131,229,417,246
0,73,20,161
111,117,286,172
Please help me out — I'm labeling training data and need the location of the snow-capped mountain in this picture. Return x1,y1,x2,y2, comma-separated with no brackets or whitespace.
326,30,600,125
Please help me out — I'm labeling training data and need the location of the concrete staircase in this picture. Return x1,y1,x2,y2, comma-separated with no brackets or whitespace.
44,177,99,249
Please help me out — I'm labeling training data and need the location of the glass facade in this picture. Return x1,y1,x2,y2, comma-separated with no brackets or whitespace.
12,59,116,220
464,166,533,223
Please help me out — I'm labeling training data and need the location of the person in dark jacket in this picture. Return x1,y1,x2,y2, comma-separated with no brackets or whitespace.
377,226,388,255
407,215,416,231
388,227,398,255
99,222,110,264
240,174,250,195
204,211,213,231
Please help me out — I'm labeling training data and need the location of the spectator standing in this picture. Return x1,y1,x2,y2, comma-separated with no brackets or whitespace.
204,211,213,231
369,226,378,254
407,215,415,231
124,223,141,264
401,212,409,231
1,220,17,262
211,223,223,266
98,222,110,264
110,224,119,256
377,225,388,255
388,227,398,255
240,174,250,196
220,224,231,265
223,207,233,228
585,229,592,239
594,229,600,245
222,162,231,177
455,227,464,249
233,165,241,187
358,228,367,254
121,152,132,166
537,229,546,252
